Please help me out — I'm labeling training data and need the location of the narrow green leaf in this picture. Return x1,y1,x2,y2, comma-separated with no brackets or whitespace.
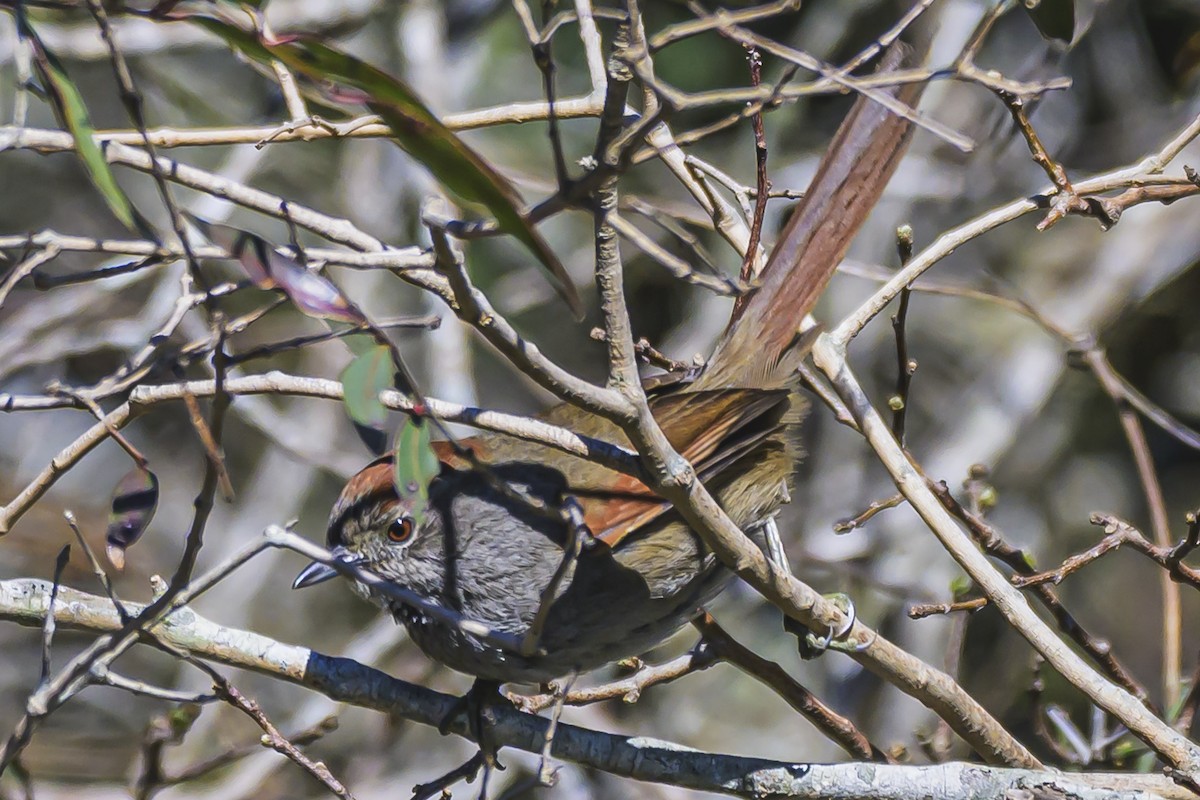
19,16,140,231
183,14,582,317
394,417,440,522
340,344,393,428
1024,0,1075,44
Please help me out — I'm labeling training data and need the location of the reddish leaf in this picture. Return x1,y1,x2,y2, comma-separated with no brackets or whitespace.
187,214,365,323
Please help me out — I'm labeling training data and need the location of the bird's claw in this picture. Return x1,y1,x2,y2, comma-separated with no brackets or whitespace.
785,593,864,659
438,679,507,771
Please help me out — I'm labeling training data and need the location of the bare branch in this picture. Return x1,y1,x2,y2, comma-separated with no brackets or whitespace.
810,336,1200,777
0,577,1189,800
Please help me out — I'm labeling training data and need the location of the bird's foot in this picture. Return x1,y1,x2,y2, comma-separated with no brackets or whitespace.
785,592,863,659
438,678,508,771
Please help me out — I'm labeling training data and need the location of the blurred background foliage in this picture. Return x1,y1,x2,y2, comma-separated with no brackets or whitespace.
1,0,1200,797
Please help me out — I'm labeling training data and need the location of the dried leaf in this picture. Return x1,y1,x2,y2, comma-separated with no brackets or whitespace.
273,256,364,321
186,213,274,288
106,465,160,570
187,214,365,323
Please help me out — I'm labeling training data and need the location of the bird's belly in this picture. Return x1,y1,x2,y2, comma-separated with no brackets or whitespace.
387,560,736,685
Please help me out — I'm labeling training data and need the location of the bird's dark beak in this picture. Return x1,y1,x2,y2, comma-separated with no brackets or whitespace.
292,546,361,590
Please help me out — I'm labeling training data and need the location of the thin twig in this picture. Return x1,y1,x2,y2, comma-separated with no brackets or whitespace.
62,510,129,623
1116,407,1180,712
994,88,1087,230
0,244,60,308
890,225,916,443
909,598,989,620
85,0,207,294
931,480,1155,708
513,650,713,713
51,387,148,468
163,717,339,788
1013,513,1200,592
538,678,569,786
37,546,71,685
411,752,484,800
833,493,905,533
180,387,234,502
92,668,217,704
207,671,355,800
168,320,230,587
734,42,769,323
514,0,570,190
519,499,586,657
608,212,741,294
695,613,892,762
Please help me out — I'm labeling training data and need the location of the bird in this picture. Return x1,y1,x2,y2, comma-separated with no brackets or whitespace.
293,42,923,688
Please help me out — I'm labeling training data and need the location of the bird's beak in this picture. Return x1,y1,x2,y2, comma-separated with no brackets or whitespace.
292,546,361,590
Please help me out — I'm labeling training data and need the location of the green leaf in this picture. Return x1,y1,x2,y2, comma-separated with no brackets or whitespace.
183,14,582,318
949,575,973,599
340,344,393,428
106,465,160,571
166,703,204,739
1023,0,1075,44
394,416,440,523
341,331,378,357
18,14,141,232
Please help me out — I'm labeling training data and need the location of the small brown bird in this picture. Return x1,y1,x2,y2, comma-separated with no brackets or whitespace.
294,44,922,686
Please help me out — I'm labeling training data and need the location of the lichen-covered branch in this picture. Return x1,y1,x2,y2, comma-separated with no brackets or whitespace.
0,578,1186,800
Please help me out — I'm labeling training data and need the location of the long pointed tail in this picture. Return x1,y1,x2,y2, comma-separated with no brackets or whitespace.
699,42,925,391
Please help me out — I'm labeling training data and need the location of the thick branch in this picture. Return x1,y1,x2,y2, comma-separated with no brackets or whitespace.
0,578,1185,800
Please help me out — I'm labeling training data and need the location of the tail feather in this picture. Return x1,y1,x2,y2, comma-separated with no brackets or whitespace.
698,42,925,391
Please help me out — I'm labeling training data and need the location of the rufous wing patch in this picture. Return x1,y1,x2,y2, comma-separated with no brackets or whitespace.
580,389,789,548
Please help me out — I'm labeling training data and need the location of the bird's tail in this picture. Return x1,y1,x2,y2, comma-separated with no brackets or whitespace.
697,42,925,392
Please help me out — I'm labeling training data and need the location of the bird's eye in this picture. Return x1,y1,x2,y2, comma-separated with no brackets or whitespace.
387,516,415,543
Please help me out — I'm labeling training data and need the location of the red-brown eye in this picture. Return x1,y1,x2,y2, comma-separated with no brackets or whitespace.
387,516,415,543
